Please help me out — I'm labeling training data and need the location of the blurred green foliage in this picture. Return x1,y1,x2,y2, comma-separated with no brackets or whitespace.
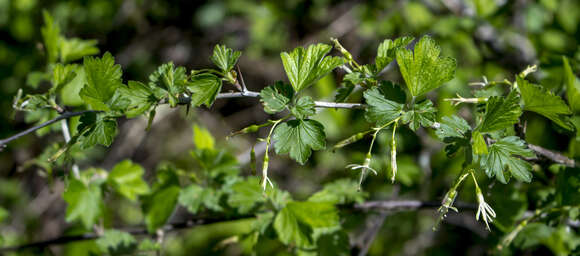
0,0,580,255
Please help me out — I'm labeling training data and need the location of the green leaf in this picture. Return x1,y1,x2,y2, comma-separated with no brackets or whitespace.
211,44,241,73
274,201,340,248
363,81,405,126
518,76,574,131
401,99,436,131
308,179,367,204
119,81,163,118
334,83,354,103
63,178,104,229
396,36,456,97
78,112,118,148
188,73,223,107
374,36,413,73
260,81,294,114
273,119,326,165
436,115,471,157
60,38,99,63
143,185,180,233
280,43,345,92
193,124,215,150
563,56,580,113
96,229,137,255
60,67,86,106
79,52,124,111
149,62,188,107
480,136,536,183
472,131,488,155
41,11,60,64
291,96,316,119
178,184,223,214
478,91,522,133
51,63,77,94
227,177,266,214
107,160,150,201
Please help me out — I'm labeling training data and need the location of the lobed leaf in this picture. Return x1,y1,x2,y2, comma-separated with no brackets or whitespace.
107,160,150,201
211,44,242,73
401,99,437,131
363,81,405,126
478,91,522,133
188,73,223,107
480,136,535,183
273,119,326,165
374,36,414,73
63,178,104,229
280,43,345,92
291,96,316,119
260,81,294,114
518,76,574,131
149,62,188,107
396,36,456,97
79,53,124,111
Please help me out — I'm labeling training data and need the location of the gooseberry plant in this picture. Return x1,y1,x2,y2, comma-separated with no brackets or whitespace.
1,11,579,255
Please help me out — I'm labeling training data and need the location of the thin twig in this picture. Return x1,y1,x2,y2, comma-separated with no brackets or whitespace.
527,144,576,167
354,200,477,212
0,110,99,150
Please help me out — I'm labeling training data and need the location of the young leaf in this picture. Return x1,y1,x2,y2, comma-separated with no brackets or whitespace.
472,131,488,155
77,112,118,148
273,201,340,248
280,43,345,92
273,119,326,165
119,81,163,118
518,76,574,131
96,229,137,255
227,177,266,214
477,91,522,133
374,36,414,73
60,38,99,63
260,81,294,114
107,160,150,201
480,136,536,183
51,63,77,94
149,62,188,107
363,81,405,126
563,56,580,113
290,96,316,119
178,184,223,214
436,115,471,157
211,44,242,73
63,178,104,229
401,100,437,131
193,124,215,150
79,53,124,111
396,36,456,97
41,11,60,64
188,73,222,107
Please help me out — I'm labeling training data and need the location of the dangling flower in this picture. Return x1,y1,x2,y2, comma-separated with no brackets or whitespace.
476,192,497,231
472,172,496,231
346,155,377,191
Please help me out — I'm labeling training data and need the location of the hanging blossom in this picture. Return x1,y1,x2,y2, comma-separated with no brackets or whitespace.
346,155,378,191
472,172,496,231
